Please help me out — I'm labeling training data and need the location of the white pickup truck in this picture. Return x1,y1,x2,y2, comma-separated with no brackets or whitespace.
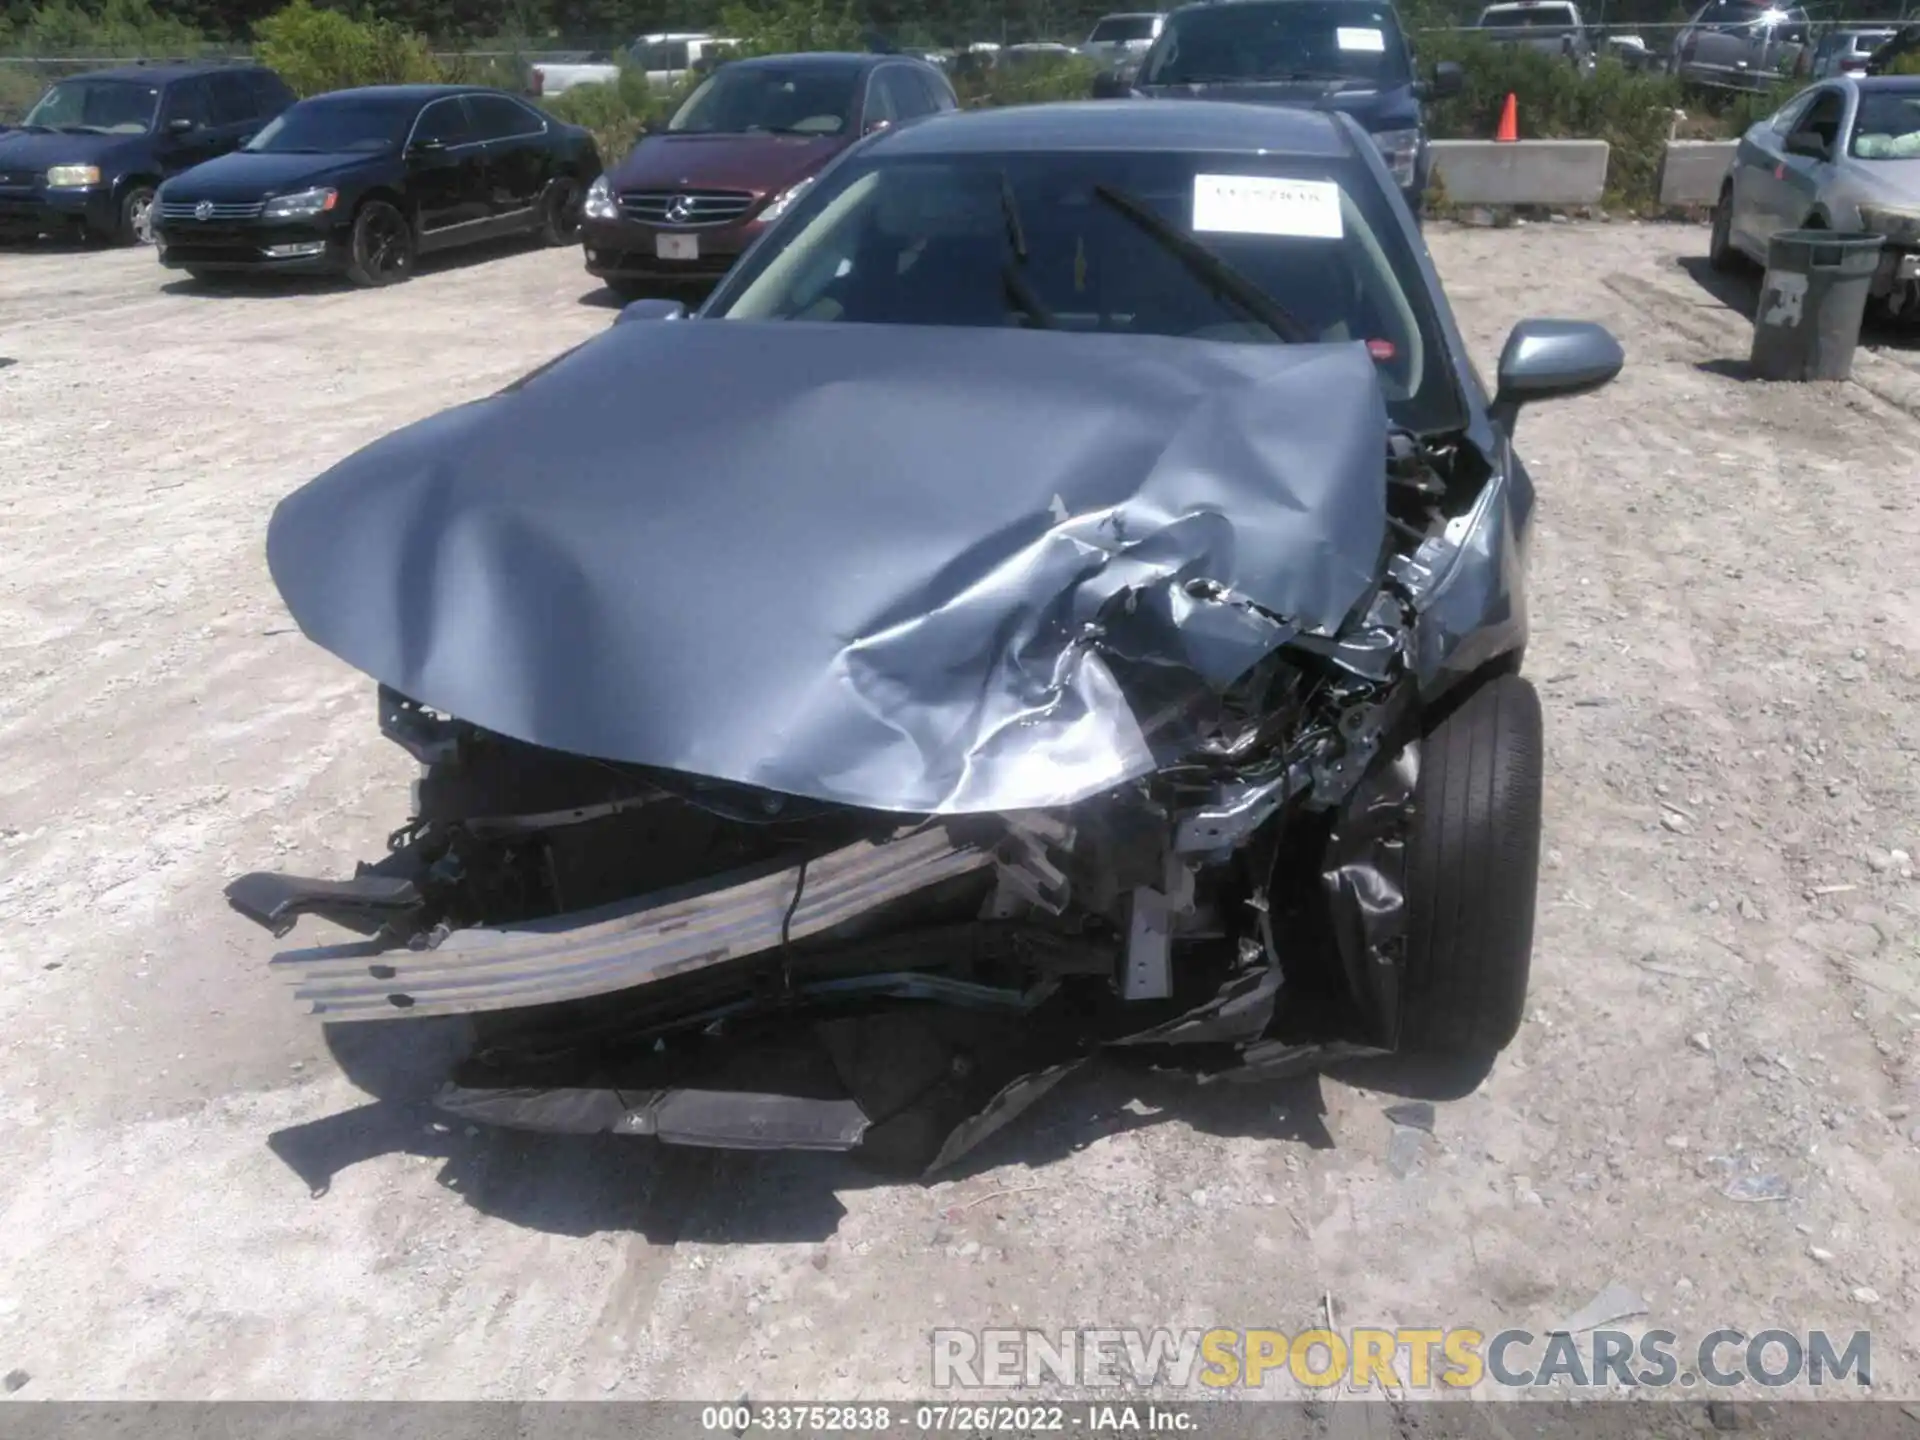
527,33,738,99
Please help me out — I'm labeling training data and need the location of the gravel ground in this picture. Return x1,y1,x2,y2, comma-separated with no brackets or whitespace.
1,222,1917,1404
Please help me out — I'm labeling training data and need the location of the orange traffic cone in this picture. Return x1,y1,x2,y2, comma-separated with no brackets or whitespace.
1495,92,1519,142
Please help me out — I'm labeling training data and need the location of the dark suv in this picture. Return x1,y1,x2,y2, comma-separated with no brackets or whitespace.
1121,0,1462,214
0,61,294,245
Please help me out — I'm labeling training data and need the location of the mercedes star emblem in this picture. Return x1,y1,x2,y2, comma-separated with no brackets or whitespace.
664,194,695,223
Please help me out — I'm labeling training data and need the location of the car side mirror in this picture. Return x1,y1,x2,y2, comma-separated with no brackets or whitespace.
1785,129,1828,158
1489,318,1623,434
1425,61,1465,98
863,116,893,135
166,117,197,134
617,297,688,323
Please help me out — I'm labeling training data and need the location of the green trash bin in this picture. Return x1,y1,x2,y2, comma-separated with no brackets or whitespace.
1750,229,1884,382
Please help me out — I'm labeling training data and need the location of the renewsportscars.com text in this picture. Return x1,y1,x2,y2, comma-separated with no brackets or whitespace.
931,1327,1872,1391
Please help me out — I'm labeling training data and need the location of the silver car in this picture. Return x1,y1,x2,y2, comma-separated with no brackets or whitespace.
1801,27,1897,80
1081,11,1166,69
1710,75,1920,316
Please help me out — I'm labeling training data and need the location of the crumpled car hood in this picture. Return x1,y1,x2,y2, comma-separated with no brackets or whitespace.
267,320,1390,814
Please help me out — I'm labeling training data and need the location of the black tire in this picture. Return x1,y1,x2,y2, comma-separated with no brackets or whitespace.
1399,672,1543,1057
183,267,233,287
344,200,415,287
605,278,653,303
538,177,584,246
116,184,156,247
1708,183,1745,273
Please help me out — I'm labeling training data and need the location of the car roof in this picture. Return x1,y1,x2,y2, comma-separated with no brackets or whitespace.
66,60,271,84
1852,73,1920,90
869,98,1357,157
297,83,488,102
725,51,893,68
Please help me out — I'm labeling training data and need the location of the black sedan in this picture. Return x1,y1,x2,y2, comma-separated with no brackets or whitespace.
152,84,600,286
229,100,1623,1174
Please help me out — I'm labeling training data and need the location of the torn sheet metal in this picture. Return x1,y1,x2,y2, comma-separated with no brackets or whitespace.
265,321,1390,815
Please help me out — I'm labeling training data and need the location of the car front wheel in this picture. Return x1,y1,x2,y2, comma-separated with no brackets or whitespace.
1398,671,1543,1057
345,201,416,287
1708,183,1745,272
116,185,156,246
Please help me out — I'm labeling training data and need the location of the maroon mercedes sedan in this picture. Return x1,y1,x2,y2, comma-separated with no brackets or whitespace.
581,51,957,296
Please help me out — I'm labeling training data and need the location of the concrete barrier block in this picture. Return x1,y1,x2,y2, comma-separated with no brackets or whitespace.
1659,141,1738,207
1429,140,1610,206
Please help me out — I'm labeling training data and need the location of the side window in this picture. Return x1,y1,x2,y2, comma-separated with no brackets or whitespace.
863,70,898,126
1771,91,1815,132
664,41,691,70
907,67,950,112
206,72,257,126
467,93,546,139
413,96,477,146
161,77,211,128
877,68,927,119
1799,88,1845,149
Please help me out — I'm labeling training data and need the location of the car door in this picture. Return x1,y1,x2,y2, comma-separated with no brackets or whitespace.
465,92,550,221
156,77,225,175
1772,85,1847,231
406,95,487,238
1732,86,1813,245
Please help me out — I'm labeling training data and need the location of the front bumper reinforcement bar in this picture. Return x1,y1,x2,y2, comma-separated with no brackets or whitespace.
266,825,994,1020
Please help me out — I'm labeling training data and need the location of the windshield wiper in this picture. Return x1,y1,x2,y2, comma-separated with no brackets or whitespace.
996,172,1056,329
1091,183,1310,343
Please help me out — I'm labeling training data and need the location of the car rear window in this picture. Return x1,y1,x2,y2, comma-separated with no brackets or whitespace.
708,147,1463,435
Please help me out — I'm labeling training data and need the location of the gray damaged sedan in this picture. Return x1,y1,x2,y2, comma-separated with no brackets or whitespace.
1712,75,1920,316
229,101,1623,1173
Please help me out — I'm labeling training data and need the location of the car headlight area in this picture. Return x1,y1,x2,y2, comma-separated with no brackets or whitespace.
584,173,619,221
44,164,102,189
262,187,339,220
1371,128,1420,189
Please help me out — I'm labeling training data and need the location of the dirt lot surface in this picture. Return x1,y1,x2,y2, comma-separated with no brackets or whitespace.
2,223,1918,1405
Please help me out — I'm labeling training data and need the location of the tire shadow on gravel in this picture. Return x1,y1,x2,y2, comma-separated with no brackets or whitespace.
265,1019,1341,1243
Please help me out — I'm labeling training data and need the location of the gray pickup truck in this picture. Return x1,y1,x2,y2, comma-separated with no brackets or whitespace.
1473,0,1596,75
1671,0,1810,90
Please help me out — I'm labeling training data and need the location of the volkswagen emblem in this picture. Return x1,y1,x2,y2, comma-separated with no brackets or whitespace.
663,194,696,223
194,199,214,221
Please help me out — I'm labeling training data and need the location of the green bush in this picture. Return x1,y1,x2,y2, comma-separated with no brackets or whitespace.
253,0,443,97
0,62,43,121
0,0,207,58
958,53,1098,108
539,69,687,165
1422,34,1684,208
719,0,863,56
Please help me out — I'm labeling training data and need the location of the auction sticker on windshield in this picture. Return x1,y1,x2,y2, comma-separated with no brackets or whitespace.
1192,174,1343,239
1337,26,1387,49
